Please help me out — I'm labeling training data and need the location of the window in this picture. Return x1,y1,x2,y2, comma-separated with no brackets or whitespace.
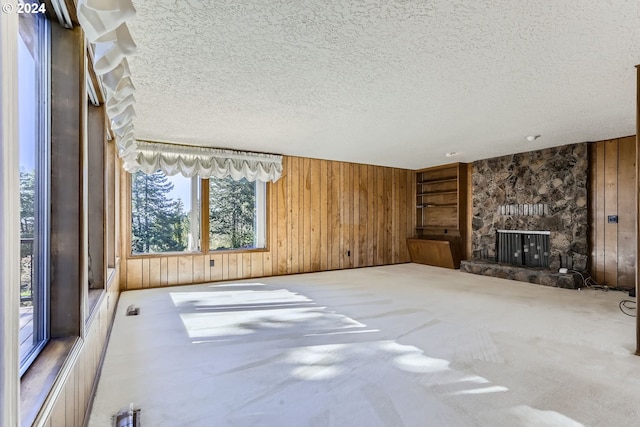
209,177,266,250
129,172,267,255
131,171,200,254
18,9,50,373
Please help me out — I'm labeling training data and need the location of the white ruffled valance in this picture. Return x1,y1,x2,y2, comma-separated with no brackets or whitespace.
126,141,283,183
77,0,138,161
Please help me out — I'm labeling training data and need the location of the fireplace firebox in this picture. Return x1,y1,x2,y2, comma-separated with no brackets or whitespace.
496,230,550,268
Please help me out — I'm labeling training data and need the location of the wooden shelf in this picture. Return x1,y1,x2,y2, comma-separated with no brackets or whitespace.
417,177,457,185
417,204,457,208
417,190,458,196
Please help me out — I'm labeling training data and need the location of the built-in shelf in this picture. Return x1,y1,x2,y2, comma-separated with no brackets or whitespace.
417,177,458,185
417,191,458,196
411,162,468,269
417,203,458,208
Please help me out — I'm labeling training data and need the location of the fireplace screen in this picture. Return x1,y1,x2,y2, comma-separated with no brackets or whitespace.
497,230,550,268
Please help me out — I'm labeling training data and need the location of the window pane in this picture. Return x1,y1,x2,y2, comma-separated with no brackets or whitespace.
131,171,200,254
18,9,50,371
209,177,265,250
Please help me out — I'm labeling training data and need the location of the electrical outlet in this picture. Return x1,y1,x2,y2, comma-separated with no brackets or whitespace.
607,215,618,224
209,259,215,267
347,250,351,257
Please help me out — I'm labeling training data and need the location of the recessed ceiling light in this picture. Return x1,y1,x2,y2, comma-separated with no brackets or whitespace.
526,135,541,142
445,152,458,157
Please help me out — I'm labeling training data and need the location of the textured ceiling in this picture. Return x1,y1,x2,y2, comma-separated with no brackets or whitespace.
128,0,640,169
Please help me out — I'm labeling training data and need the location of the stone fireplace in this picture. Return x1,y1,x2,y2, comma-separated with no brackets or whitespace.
461,143,588,287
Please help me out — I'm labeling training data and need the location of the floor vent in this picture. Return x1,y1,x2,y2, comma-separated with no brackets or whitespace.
113,406,140,427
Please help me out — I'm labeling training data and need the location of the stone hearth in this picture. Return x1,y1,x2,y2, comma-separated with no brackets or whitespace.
461,260,580,289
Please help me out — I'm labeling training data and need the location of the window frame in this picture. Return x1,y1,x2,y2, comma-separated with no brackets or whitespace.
17,7,51,376
205,177,268,252
15,7,103,426
126,173,270,258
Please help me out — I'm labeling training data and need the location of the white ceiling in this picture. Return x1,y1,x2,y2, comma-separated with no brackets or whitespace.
128,0,640,170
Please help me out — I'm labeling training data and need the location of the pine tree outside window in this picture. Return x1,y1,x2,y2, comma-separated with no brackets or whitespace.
208,177,266,251
130,171,200,254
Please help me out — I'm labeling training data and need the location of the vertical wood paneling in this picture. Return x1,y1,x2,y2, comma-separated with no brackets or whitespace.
141,258,150,288
268,181,277,276
399,169,409,262
203,254,211,282
603,140,619,287
393,169,401,262
617,136,636,286
122,155,415,289
320,160,329,271
277,160,288,275
251,252,262,278
303,158,312,271
358,163,368,268
290,157,299,273
49,393,65,426
193,255,205,283
126,259,142,290
594,142,606,283
227,253,238,280
367,165,376,266
352,163,360,267
385,168,394,264
311,159,322,271
590,137,637,290
167,257,178,285
330,162,341,270
375,167,385,265
238,253,252,277
178,255,193,284
262,251,272,277
148,258,161,287
343,162,351,268
46,269,120,427
160,257,168,286
338,162,346,269
210,254,223,281
64,368,75,427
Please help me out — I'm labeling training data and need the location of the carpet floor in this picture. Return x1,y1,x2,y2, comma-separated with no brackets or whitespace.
88,264,640,427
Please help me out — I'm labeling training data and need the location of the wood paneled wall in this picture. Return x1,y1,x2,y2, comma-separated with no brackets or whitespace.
44,281,119,427
121,156,414,290
589,136,636,290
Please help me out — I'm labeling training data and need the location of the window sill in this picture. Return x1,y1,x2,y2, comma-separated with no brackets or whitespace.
209,247,269,254
86,288,104,323
127,250,204,259
126,247,270,259
20,337,80,427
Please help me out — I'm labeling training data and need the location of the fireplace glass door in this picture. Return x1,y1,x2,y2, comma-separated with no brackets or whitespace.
497,231,550,268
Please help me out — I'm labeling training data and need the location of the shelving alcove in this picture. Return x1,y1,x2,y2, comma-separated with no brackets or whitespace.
408,162,468,268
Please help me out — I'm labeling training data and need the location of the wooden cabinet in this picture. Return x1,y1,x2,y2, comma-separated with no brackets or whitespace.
410,163,468,268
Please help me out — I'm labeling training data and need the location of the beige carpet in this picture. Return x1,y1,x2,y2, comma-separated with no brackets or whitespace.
88,264,640,427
